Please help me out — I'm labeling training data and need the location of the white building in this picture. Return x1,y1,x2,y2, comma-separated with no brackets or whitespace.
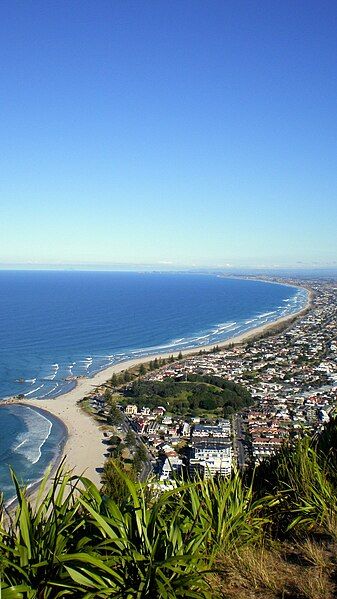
125,404,138,415
189,437,232,478
182,421,190,436
160,456,183,481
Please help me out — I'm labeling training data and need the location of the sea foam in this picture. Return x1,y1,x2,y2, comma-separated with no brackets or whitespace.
12,407,52,464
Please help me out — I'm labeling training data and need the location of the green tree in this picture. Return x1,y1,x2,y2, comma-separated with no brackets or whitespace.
110,373,118,387
139,363,146,376
104,388,112,402
178,351,183,360
133,445,148,474
108,402,123,426
123,370,132,382
125,429,136,448
102,458,135,503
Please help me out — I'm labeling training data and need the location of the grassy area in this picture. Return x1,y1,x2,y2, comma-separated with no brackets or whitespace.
211,540,336,599
77,397,93,414
120,374,252,418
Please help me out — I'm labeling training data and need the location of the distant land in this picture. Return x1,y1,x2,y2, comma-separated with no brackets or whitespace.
0,262,337,278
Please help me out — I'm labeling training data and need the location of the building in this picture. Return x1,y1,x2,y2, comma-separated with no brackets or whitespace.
192,422,231,438
160,456,183,481
125,404,138,415
189,437,232,478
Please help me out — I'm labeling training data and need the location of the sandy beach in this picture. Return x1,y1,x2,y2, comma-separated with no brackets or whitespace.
13,287,311,488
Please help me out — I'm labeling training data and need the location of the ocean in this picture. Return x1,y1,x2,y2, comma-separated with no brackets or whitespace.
0,403,66,503
0,270,308,500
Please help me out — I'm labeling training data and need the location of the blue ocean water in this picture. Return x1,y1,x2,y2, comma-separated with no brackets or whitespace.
0,271,307,400
0,404,66,502
0,271,308,499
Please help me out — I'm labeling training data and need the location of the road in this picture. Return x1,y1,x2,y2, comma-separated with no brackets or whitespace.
124,416,153,482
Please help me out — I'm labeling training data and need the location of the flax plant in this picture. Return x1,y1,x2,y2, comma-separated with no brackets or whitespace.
251,435,337,537
59,470,213,598
4,449,330,598
0,463,86,598
285,443,337,537
179,470,276,559
0,466,214,598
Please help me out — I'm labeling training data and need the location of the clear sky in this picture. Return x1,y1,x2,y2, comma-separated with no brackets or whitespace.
1,0,336,269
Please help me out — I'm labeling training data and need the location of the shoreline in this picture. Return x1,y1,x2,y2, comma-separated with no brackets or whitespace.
5,283,311,488
1,276,306,404
1,403,68,509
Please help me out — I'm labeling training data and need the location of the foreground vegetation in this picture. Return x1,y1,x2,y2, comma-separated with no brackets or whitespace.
1,419,337,598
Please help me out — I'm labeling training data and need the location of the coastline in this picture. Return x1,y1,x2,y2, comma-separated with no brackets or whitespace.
12,283,311,488
2,403,68,509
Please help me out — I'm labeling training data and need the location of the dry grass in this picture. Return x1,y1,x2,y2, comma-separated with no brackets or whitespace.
209,538,336,599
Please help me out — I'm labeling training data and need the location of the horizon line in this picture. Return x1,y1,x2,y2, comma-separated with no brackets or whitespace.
0,262,336,272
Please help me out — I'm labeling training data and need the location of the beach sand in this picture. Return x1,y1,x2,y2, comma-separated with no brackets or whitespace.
17,290,311,488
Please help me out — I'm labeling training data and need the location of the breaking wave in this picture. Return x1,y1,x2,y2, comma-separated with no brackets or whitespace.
11,407,52,464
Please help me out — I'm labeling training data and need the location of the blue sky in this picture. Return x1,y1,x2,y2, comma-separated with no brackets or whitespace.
1,0,336,268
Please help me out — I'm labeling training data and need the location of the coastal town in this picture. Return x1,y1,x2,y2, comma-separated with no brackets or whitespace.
88,277,337,484
2,7,337,595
